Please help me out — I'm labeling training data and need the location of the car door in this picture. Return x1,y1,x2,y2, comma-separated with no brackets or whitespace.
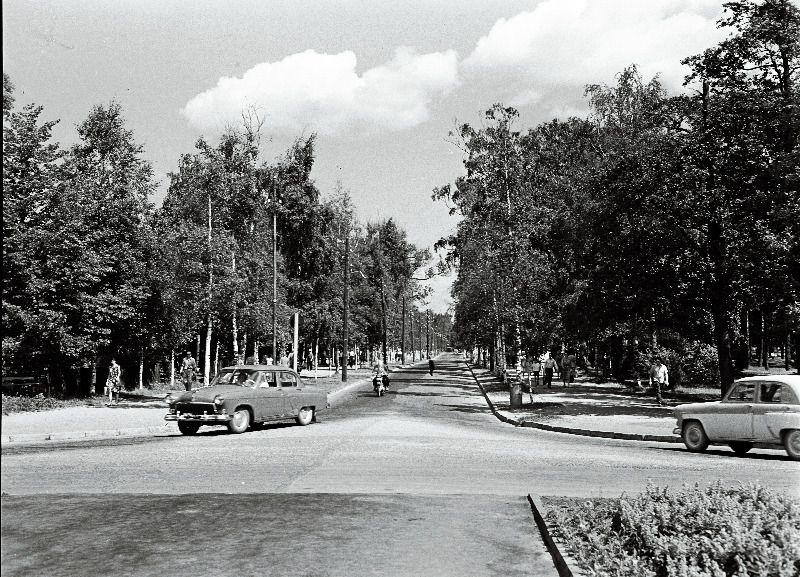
752,382,797,443
279,372,300,416
254,370,282,420
703,382,755,441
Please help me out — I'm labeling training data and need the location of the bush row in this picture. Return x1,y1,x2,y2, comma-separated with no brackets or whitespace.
545,482,800,577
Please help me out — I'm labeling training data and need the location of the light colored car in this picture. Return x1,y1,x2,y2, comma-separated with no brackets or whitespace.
673,375,800,459
165,365,329,435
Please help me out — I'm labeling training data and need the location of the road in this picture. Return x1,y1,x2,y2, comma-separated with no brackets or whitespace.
2,355,798,576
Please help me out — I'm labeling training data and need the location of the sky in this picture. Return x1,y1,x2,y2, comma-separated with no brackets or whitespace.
3,0,731,313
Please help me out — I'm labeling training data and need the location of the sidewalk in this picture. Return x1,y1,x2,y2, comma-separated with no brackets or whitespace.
468,365,686,443
0,362,411,445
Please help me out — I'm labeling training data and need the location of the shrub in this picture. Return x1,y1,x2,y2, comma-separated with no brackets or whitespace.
682,342,720,387
546,482,800,577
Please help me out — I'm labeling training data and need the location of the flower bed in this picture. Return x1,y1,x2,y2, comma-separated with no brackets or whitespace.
544,482,800,577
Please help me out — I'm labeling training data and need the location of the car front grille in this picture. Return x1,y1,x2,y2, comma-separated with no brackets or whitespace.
176,402,217,415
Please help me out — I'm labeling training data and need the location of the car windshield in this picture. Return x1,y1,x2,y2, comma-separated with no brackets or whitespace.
211,369,262,388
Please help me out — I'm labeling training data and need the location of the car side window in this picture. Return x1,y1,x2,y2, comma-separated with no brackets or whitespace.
280,372,298,387
729,383,755,402
261,372,278,387
759,383,782,403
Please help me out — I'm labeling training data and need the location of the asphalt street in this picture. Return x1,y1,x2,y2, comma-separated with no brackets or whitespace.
2,355,799,576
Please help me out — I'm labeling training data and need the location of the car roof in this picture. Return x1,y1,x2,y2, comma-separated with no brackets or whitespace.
736,375,800,386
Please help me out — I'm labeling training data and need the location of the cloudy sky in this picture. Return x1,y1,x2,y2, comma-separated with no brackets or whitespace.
4,0,729,312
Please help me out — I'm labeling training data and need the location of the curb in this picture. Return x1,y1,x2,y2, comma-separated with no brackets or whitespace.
2,425,173,445
466,361,681,444
528,494,585,577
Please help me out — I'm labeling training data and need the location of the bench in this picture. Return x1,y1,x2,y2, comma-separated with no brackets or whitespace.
2,376,41,396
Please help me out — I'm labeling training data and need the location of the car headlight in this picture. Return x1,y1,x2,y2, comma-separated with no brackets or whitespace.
214,395,225,406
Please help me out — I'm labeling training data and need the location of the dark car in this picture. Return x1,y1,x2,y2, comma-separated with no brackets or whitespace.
165,365,329,435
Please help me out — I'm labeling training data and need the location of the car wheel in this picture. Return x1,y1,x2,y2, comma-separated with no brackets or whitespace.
728,441,753,455
784,429,800,461
178,422,200,436
682,421,709,453
296,407,314,426
228,408,251,434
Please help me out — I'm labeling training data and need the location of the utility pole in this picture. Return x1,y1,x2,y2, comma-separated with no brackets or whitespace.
342,233,350,381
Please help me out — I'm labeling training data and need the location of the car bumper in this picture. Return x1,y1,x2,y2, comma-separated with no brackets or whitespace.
165,413,232,423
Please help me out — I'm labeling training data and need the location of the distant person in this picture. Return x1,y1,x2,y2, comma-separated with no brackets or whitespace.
106,358,122,405
530,357,541,388
279,351,290,366
649,357,668,405
543,355,558,389
428,357,435,376
561,351,577,387
181,351,197,391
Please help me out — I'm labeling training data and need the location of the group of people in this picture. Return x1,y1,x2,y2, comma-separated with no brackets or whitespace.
514,350,669,405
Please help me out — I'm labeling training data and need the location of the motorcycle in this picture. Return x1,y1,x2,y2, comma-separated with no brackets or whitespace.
373,373,389,396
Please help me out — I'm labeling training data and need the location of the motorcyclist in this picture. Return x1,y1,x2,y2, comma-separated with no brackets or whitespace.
372,359,389,392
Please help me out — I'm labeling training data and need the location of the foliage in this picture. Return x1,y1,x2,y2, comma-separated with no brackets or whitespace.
546,482,800,577
435,1,800,389
1,393,85,415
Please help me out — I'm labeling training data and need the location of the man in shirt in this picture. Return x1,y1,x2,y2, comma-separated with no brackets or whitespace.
649,357,668,405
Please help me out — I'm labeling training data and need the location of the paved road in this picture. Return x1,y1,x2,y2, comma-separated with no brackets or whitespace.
2,355,798,576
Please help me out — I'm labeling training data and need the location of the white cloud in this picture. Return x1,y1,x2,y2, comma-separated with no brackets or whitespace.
183,47,459,136
463,0,728,98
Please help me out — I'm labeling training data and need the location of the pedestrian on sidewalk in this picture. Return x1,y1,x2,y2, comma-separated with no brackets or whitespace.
428,357,435,376
530,357,541,388
543,355,558,389
181,351,197,391
106,358,121,405
649,356,668,405
561,350,577,387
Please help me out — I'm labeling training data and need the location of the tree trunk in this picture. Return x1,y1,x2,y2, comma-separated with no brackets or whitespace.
712,301,735,396
232,253,239,363
762,310,769,370
786,332,792,371
170,348,175,388
204,315,212,386
90,360,97,396
138,350,144,390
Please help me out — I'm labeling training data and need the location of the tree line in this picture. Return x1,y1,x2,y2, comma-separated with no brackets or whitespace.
2,77,444,395
434,0,799,393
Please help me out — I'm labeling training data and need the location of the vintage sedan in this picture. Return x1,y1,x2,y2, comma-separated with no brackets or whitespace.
673,375,800,459
165,365,329,435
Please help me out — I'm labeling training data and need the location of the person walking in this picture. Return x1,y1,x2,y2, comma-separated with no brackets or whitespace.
181,351,197,391
561,350,577,387
428,357,435,376
649,356,668,405
531,357,541,388
106,358,121,406
543,355,558,389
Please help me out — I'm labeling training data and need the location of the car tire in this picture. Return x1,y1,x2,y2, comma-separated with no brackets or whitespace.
682,421,709,453
728,441,753,455
784,429,800,461
228,408,251,434
296,407,314,426
178,422,200,436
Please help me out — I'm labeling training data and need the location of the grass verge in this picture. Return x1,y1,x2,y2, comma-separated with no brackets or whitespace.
543,482,800,577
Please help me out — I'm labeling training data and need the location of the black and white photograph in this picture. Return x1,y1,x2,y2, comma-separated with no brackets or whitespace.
3,1,799,575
